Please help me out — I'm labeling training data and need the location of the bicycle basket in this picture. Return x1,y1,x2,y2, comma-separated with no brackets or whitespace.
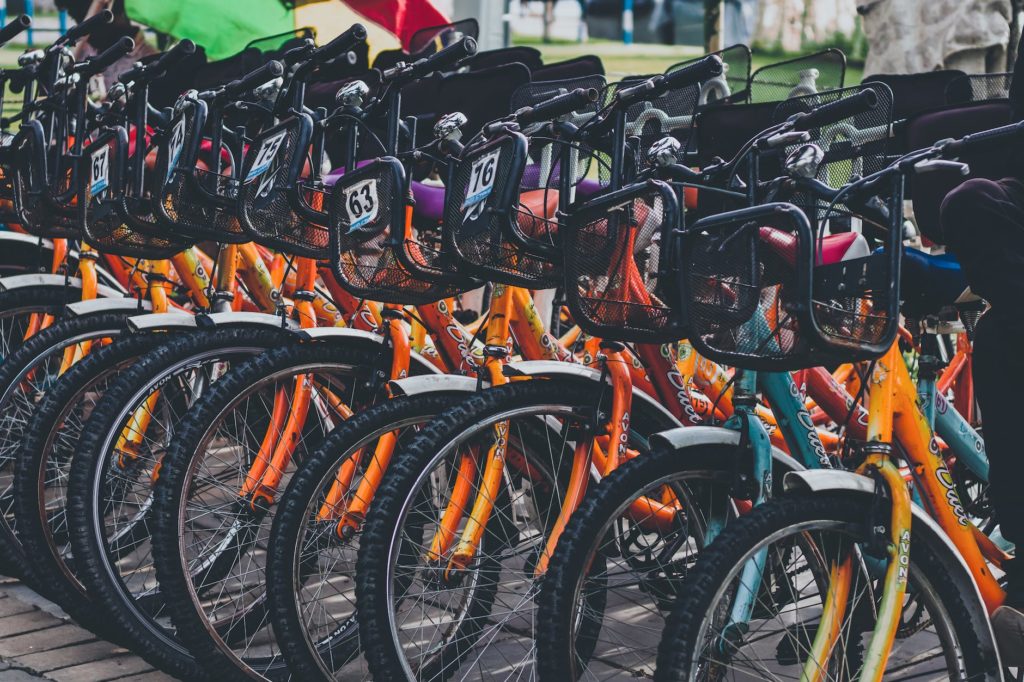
945,72,1012,104
748,49,846,103
237,114,332,258
11,120,79,238
564,179,685,343
330,157,470,305
444,131,562,288
79,128,192,259
668,44,752,106
154,99,249,243
681,204,815,370
768,83,901,365
510,75,606,194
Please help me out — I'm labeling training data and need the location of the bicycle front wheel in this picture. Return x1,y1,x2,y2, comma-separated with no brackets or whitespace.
656,492,1000,681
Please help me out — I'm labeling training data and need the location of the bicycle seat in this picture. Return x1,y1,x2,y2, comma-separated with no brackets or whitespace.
899,247,968,317
517,189,559,238
759,228,870,267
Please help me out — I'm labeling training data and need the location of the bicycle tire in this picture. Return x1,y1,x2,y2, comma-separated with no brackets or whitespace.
150,340,382,681
13,330,184,635
67,325,296,681
356,378,680,682
0,306,139,579
534,443,807,681
267,391,471,681
655,492,1000,681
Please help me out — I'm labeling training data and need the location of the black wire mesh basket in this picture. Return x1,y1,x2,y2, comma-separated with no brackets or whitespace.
237,114,332,258
563,179,685,342
444,130,563,288
510,74,605,195
329,157,472,305
668,44,752,106
78,127,193,258
11,120,80,238
153,98,250,243
748,49,846,103
679,84,903,370
945,72,1012,104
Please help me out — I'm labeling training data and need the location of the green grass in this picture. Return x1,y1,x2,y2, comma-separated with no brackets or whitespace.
514,35,864,84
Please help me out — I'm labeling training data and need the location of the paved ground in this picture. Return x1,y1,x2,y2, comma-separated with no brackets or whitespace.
0,578,174,682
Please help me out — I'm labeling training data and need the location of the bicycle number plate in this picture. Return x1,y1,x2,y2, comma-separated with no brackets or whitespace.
343,178,378,232
166,117,186,182
90,145,109,195
461,149,501,218
245,129,288,182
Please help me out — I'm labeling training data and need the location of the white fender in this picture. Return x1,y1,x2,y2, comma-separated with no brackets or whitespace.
126,311,304,333
126,313,198,332
197,312,298,330
390,374,480,396
0,231,53,248
0,274,124,299
651,425,796,470
0,234,123,291
295,326,382,344
65,298,152,316
504,360,680,427
291,326,442,376
784,468,1001,672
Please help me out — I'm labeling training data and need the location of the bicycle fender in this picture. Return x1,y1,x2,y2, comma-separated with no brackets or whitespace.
65,298,152,316
0,231,54,249
650,426,796,471
292,326,442,376
784,468,1002,671
0,274,124,299
126,311,302,333
126,312,199,332
197,312,298,330
389,374,480,397
504,360,680,427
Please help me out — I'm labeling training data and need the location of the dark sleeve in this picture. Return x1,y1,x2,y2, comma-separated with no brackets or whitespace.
1012,31,1024,121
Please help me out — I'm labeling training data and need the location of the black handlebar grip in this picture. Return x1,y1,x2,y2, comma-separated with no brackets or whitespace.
409,36,477,78
314,23,367,64
0,15,31,48
225,59,284,96
62,9,113,44
119,39,196,84
515,87,599,125
154,38,196,73
944,120,1024,157
77,36,134,76
663,55,723,91
792,88,878,132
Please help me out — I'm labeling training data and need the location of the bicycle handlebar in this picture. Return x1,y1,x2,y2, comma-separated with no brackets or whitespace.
312,24,367,65
118,39,196,85
616,55,723,108
941,120,1024,157
57,9,113,48
383,36,477,84
72,36,134,78
223,60,285,97
515,87,599,126
0,15,31,49
790,89,878,132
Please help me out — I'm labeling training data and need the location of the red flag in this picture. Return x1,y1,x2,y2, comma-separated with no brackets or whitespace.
338,0,449,51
